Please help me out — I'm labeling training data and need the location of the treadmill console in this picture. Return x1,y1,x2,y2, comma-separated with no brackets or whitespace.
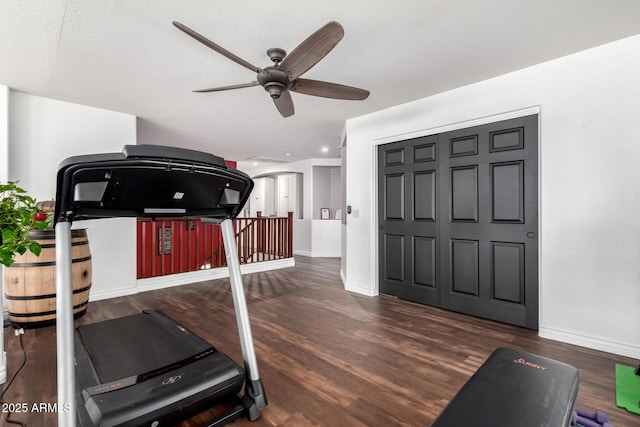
54,144,253,224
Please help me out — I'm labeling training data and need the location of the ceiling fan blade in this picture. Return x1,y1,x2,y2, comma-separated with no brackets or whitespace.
291,78,370,100
273,91,295,117
193,82,260,93
280,21,344,80
173,21,262,73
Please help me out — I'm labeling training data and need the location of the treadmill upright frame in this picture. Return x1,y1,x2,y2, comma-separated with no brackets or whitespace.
56,220,76,425
53,145,266,426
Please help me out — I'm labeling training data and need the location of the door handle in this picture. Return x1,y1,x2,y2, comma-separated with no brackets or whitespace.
526,231,536,238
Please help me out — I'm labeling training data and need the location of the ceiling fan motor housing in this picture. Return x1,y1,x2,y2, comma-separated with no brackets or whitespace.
258,67,292,98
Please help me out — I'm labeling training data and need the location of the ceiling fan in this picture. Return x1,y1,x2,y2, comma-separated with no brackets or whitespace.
173,20,370,117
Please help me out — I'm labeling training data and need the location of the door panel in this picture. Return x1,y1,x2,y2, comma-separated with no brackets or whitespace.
384,173,405,220
378,114,538,329
450,239,479,296
379,135,440,305
491,241,524,304
491,161,524,222
413,236,436,287
450,166,478,221
383,234,405,282
414,171,436,220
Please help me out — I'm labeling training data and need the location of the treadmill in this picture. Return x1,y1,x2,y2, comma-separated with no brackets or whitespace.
53,145,267,426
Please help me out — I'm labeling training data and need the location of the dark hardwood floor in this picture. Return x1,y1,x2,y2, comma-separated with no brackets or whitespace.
2,256,639,426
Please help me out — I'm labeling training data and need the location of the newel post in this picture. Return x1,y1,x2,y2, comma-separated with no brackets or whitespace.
287,212,293,258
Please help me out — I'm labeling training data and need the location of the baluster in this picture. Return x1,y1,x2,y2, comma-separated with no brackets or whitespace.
170,221,175,274
288,212,293,258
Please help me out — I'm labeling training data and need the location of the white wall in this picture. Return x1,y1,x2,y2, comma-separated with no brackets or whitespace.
312,166,330,220
293,219,312,255
307,166,341,257
311,166,341,220
311,166,338,219
246,158,341,257
310,220,341,257
0,85,7,181
330,167,341,215
276,174,289,217
245,158,340,219
275,173,302,218
340,142,347,281
7,91,138,298
345,34,640,359
249,176,275,216
0,84,8,383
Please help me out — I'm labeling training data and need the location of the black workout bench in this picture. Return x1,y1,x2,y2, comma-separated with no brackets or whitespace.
431,347,580,426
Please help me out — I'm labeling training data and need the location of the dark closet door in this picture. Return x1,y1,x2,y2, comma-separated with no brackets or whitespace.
378,115,538,329
440,115,538,329
378,134,440,306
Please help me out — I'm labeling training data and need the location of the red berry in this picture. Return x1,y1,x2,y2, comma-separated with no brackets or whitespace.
33,212,48,222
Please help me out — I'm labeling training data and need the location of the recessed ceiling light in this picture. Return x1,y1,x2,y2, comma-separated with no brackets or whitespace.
321,147,329,153
285,152,292,156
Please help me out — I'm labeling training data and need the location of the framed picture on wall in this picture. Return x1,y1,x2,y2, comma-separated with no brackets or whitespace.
320,208,330,220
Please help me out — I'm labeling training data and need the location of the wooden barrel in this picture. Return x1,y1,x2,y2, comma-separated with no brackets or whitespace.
3,229,92,327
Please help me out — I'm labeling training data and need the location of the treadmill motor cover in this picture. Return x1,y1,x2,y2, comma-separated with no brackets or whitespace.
75,310,245,427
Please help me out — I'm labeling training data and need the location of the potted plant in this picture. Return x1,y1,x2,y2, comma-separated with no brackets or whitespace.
0,181,51,267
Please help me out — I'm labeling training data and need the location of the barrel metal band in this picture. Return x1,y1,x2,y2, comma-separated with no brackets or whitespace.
8,300,89,318
38,240,90,249
5,284,92,301
9,255,92,268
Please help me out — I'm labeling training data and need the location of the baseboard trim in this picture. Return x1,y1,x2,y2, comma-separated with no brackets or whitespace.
539,327,640,359
293,250,340,258
90,258,295,301
89,286,138,301
344,282,378,297
293,249,312,257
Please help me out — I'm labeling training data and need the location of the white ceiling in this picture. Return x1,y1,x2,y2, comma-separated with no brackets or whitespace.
2,1,640,168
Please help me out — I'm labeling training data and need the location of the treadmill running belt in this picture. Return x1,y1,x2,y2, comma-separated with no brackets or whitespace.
77,310,214,384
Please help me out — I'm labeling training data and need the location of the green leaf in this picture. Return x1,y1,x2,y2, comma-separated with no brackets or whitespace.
0,256,14,267
29,241,42,256
2,229,16,241
33,221,49,231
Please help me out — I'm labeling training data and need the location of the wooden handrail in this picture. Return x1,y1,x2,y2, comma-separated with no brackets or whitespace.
136,213,294,279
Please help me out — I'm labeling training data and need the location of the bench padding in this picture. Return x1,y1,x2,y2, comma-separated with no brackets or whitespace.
431,347,579,427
